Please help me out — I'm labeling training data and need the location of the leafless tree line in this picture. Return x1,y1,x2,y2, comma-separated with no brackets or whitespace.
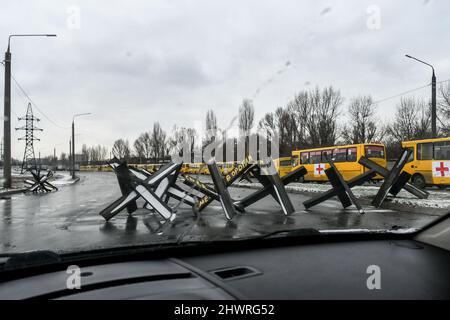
78,82,450,164
259,87,343,155
81,144,109,165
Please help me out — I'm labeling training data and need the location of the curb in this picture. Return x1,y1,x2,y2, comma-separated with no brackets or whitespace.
0,188,27,198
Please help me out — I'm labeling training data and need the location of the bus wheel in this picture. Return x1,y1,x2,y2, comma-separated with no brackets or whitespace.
412,174,426,189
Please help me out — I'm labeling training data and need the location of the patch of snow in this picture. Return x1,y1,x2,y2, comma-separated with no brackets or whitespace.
235,181,450,209
51,173,79,186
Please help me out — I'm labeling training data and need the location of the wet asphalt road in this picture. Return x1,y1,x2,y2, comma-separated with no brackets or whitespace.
0,172,440,254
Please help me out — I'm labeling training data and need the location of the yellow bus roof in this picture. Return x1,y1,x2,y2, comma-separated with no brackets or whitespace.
292,143,385,154
274,157,292,162
402,136,450,145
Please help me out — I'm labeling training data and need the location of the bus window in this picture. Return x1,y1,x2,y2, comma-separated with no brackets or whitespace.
332,148,347,162
300,152,310,164
418,143,433,160
310,151,321,164
347,147,357,162
434,141,450,160
365,145,384,159
405,148,414,162
279,160,291,167
321,150,332,162
292,154,300,167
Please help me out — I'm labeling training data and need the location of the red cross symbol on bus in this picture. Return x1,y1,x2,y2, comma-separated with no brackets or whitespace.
316,164,324,175
435,162,449,177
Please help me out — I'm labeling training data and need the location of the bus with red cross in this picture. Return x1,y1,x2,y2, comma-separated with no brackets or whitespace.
291,143,387,183
402,137,450,189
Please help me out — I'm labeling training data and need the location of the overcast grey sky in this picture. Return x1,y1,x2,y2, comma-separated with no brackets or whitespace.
1,0,449,159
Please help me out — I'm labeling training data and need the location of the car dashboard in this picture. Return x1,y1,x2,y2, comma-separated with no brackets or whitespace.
1,235,450,300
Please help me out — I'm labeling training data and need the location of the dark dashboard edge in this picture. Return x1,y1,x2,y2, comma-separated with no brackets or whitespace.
169,257,246,300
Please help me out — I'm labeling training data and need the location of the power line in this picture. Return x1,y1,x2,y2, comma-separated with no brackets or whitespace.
1,60,70,129
369,78,450,108
372,83,431,105
10,77,28,119
10,74,70,129
437,79,450,85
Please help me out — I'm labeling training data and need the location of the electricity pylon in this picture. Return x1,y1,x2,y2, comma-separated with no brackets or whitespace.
15,103,43,173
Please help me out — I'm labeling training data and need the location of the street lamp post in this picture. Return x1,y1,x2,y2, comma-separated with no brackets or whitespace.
405,54,437,138
3,34,56,188
72,113,91,179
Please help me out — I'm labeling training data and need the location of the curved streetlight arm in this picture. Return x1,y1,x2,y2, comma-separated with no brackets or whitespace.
7,34,57,51
405,54,435,75
73,113,92,123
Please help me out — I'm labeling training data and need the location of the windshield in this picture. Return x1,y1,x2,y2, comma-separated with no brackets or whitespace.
1,0,449,258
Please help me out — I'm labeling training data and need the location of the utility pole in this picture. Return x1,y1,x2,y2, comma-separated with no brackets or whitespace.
71,113,91,179
0,137,3,161
3,34,56,188
72,120,75,179
3,44,11,186
405,54,437,138
432,70,437,138
69,140,71,172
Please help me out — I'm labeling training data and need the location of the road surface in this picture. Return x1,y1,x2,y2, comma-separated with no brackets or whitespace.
0,172,442,254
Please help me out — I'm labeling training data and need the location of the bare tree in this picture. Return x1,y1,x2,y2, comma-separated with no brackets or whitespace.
81,144,89,165
112,139,131,160
258,107,297,157
274,107,297,156
238,99,255,157
169,125,184,158
342,95,379,144
387,97,431,142
60,152,69,167
439,82,450,134
100,146,109,161
257,87,341,156
287,91,309,148
239,98,255,135
305,86,342,147
150,122,167,162
133,135,146,163
204,109,218,142
258,112,276,139
89,145,104,163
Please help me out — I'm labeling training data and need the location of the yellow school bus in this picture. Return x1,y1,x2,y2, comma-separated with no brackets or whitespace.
102,164,113,172
402,137,450,189
145,164,160,173
199,164,210,175
291,143,387,182
216,162,236,175
187,163,203,175
180,163,190,174
274,157,292,177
